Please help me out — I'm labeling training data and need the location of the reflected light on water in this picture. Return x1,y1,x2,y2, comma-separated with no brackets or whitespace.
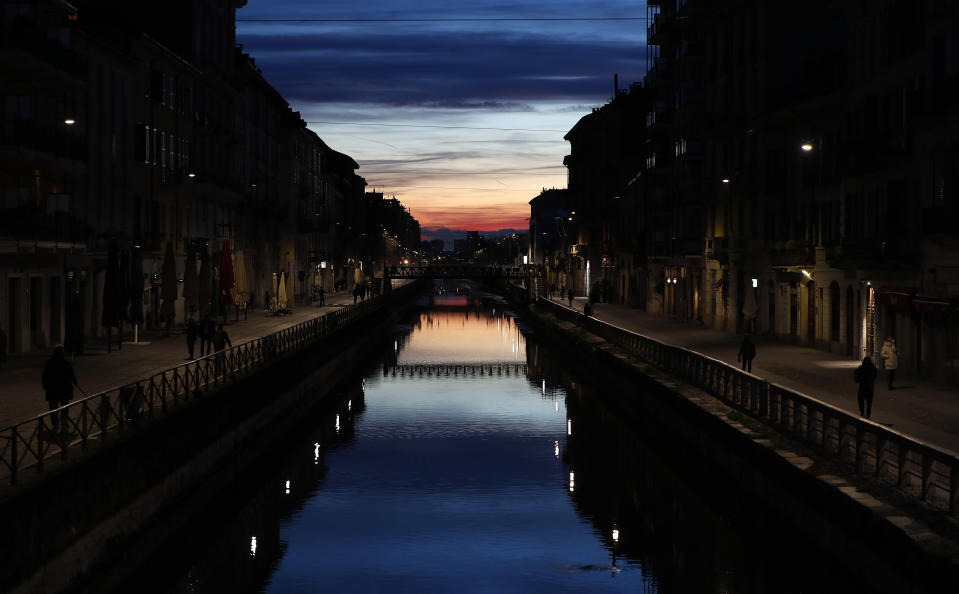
542,379,546,395
285,480,291,495
567,420,572,436
250,536,257,556
314,442,320,464
569,471,575,492
554,440,560,458
612,528,619,543
335,414,341,434
555,402,559,412
348,400,352,412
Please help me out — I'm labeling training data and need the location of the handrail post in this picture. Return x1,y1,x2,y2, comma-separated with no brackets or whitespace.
951,463,959,515
10,426,17,485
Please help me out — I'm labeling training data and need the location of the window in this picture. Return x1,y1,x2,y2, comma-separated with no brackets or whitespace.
674,139,687,157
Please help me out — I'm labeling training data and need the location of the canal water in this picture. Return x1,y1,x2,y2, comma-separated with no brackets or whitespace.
112,289,866,594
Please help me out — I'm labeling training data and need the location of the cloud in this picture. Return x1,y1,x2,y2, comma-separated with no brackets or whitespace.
238,27,644,106
235,0,645,230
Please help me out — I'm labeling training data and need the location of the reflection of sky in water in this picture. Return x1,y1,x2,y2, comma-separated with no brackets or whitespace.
400,311,526,364
264,311,648,593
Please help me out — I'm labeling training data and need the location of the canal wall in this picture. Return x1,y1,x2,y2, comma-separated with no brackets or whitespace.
523,302,959,594
1,282,424,594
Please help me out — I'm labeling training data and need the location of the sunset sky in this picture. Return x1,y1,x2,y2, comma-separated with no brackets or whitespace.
236,1,646,233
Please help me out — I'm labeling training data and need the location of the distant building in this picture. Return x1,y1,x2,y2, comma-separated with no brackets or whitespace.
528,189,568,283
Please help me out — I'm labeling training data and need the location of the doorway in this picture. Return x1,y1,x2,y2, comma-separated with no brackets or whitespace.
845,287,854,356
806,281,816,345
789,292,799,341
7,278,19,353
50,277,61,345
30,277,43,349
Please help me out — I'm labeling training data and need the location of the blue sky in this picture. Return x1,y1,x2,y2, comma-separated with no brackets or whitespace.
236,0,647,232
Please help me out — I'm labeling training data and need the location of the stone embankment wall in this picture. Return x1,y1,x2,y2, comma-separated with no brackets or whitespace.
526,304,959,594
1,285,422,594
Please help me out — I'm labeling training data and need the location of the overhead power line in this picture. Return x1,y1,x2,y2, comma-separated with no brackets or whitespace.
306,120,566,133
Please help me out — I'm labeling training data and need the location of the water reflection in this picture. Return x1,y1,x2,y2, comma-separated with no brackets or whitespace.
105,292,867,594
558,361,866,593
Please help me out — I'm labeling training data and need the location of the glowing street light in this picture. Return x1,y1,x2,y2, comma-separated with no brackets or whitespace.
800,142,814,152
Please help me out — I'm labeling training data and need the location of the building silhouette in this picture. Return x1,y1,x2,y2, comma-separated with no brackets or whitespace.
549,0,959,384
0,0,419,354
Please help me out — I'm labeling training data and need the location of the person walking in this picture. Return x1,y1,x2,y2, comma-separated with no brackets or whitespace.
198,317,211,357
738,335,756,373
855,356,878,419
186,317,199,359
213,323,232,376
567,288,574,308
318,287,325,306
42,345,81,431
880,336,899,390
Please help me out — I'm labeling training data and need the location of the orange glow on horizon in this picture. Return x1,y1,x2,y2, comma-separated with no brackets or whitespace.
400,311,525,364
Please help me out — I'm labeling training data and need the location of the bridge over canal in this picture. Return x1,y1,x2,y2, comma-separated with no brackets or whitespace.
383,264,540,282
382,362,529,378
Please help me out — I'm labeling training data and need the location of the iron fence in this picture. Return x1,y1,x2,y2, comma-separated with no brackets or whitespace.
539,297,959,516
0,284,416,485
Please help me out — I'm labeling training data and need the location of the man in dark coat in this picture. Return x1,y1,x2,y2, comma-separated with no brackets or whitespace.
186,317,199,359
199,316,215,356
855,356,879,419
42,346,79,430
213,323,232,376
738,335,756,373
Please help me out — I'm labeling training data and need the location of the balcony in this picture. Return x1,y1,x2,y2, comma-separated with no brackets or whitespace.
644,57,672,86
646,101,670,128
769,240,814,268
825,237,919,268
0,206,88,245
0,25,85,82
0,118,85,162
647,15,673,44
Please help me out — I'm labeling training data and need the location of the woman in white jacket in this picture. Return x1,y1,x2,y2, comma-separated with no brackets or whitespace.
880,336,899,390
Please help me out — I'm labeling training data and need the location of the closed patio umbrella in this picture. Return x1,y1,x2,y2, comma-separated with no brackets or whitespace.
743,286,759,333
129,247,144,341
277,271,288,311
219,240,235,311
160,241,178,336
183,240,199,317
101,238,125,352
232,250,248,319
198,242,212,318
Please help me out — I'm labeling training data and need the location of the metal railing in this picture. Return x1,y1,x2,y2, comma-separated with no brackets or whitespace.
539,297,959,515
0,284,418,485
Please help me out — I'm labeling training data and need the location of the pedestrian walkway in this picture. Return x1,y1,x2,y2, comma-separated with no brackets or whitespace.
0,293,360,429
554,296,959,454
